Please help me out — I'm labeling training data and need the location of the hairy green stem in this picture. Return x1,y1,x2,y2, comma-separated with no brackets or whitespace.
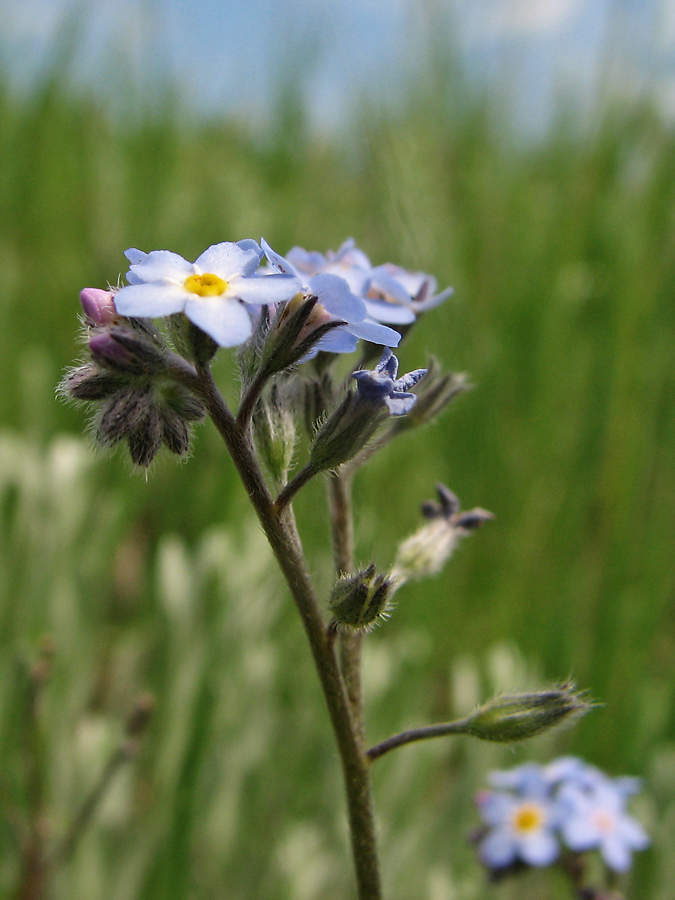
181,363,382,900
366,718,473,761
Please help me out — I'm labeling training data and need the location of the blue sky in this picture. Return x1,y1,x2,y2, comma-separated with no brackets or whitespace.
3,0,673,130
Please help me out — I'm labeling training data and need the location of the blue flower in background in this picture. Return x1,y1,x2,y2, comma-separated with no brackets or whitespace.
285,238,452,326
476,786,561,869
558,780,650,872
261,239,401,355
352,348,426,415
476,757,650,877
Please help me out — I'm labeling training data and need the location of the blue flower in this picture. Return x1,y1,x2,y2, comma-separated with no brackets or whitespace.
285,239,453,326
261,239,400,355
476,786,562,870
558,780,650,872
352,348,427,416
114,241,301,347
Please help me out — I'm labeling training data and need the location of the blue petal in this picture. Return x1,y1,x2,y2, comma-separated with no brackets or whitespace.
364,297,416,325
346,319,401,347
480,828,517,869
261,238,301,278
308,273,366,321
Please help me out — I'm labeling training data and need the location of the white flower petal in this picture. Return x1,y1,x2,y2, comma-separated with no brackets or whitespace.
477,792,516,827
561,815,600,851
370,266,415,305
195,241,262,278
128,249,194,284
124,248,148,265
114,282,189,317
232,274,301,306
184,297,252,347
519,830,560,867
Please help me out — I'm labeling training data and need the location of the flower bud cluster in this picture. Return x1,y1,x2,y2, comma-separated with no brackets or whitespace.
59,289,205,466
475,755,650,877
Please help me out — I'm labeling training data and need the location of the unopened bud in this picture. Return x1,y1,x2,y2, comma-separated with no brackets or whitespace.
329,564,395,631
80,288,118,325
253,383,296,485
464,686,593,743
261,294,344,375
89,328,166,375
310,392,386,472
59,364,127,402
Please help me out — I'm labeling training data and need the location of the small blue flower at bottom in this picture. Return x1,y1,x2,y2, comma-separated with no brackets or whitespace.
476,788,561,869
352,348,427,416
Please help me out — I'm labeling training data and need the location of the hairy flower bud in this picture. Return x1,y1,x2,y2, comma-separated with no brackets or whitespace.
89,328,167,376
80,287,118,325
463,686,593,743
253,383,296,486
329,565,395,631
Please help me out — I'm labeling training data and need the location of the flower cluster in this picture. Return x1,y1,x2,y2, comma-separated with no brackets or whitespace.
61,238,453,467
110,237,445,351
476,757,650,876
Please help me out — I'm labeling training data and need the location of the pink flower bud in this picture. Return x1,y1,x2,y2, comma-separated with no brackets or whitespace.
89,332,136,369
80,288,117,325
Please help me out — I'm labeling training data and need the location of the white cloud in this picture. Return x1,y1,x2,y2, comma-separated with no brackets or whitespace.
482,0,586,37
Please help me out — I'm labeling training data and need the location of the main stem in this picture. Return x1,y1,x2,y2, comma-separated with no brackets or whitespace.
187,363,381,900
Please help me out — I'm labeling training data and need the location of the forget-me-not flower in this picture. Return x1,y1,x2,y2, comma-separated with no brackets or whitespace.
113,240,301,347
476,786,561,869
558,780,650,872
352,348,427,415
285,239,452,326
261,239,401,355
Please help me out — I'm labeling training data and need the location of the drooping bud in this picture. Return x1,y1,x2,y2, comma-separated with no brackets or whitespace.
80,288,118,325
59,364,128,402
329,564,395,631
462,686,593,743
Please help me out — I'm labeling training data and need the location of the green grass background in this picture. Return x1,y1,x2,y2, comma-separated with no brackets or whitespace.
1,19,675,899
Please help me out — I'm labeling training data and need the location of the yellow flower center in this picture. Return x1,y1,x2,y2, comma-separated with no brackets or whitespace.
513,803,543,833
184,273,228,297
